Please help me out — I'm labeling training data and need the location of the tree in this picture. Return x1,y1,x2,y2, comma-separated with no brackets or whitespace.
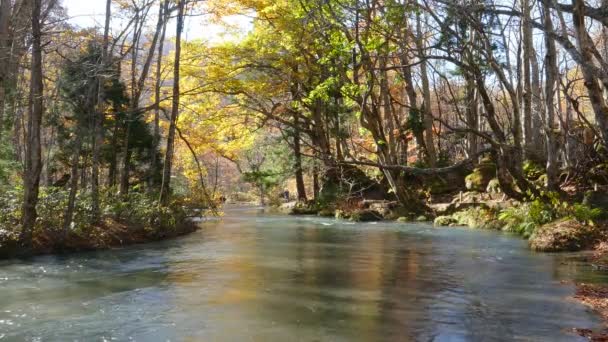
160,0,185,204
21,0,47,247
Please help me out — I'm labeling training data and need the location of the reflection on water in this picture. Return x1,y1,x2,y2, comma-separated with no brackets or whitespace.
0,207,606,341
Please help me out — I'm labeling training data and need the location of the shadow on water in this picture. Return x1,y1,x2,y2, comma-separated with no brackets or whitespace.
0,207,606,341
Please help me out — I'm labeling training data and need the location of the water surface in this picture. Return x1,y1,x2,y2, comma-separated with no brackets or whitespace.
1,207,607,341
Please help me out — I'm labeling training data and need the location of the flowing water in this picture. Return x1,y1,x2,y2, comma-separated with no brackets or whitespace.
1,207,607,341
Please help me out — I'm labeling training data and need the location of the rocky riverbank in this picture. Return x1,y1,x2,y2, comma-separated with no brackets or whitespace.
282,190,608,253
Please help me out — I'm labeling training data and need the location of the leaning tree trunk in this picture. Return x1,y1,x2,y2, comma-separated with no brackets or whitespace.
20,0,44,247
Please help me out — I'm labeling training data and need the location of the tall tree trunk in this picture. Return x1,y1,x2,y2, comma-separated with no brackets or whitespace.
121,2,167,196
0,0,10,137
119,10,140,197
543,4,559,190
152,0,168,187
159,0,184,205
571,0,608,148
465,75,478,157
21,0,44,247
62,132,83,239
108,120,119,187
293,112,307,201
416,14,437,167
521,0,534,154
312,163,320,201
91,0,112,222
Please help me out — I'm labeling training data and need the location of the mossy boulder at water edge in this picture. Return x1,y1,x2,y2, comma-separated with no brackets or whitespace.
318,208,336,217
529,219,604,252
452,207,502,230
433,215,458,226
349,209,383,222
289,202,319,215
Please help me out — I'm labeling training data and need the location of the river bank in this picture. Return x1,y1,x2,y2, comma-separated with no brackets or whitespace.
575,243,608,341
0,188,207,259
0,218,200,259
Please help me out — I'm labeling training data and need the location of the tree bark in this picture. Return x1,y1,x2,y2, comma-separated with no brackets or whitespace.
416,13,437,167
159,0,184,205
543,4,559,190
121,1,168,196
152,0,168,187
62,131,83,239
21,0,44,247
293,112,307,201
91,0,112,222
571,0,608,147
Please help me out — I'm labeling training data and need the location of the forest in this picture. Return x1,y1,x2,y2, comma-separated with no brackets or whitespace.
3,0,607,253
0,0,608,339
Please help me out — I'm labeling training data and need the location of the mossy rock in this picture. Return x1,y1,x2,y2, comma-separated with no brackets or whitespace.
434,216,457,226
335,209,347,219
452,207,501,229
349,209,383,222
290,203,319,215
529,219,603,252
486,178,501,194
465,162,496,192
318,208,336,217
415,215,429,222
383,205,416,220
396,217,409,222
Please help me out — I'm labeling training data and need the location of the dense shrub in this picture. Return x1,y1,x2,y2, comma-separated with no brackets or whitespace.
498,192,603,238
0,186,200,245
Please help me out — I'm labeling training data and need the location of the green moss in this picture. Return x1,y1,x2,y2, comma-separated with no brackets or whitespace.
486,178,501,193
318,208,335,217
434,215,457,226
452,207,501,230
349,210,383,222
335,209,347,219
290,202,319,215
523,160,544,181
465,162,496,192
415,215,429,222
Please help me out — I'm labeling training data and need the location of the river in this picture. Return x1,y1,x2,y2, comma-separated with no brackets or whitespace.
1,206,607,341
